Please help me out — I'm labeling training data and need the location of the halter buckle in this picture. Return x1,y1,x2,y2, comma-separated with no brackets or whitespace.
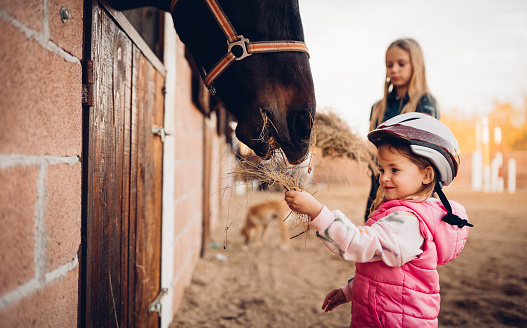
227,35,251,61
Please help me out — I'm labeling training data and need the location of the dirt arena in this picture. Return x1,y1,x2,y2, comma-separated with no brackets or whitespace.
171,184,527,328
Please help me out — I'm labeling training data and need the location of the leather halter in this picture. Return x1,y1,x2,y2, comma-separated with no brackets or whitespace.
170,0,310,91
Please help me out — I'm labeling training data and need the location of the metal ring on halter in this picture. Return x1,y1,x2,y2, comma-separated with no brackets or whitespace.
227,35,251,61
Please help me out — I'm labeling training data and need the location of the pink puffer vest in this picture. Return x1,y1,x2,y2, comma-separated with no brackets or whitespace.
351,199,469,328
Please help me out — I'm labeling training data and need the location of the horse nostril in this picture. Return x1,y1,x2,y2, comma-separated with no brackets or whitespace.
290,109,312,143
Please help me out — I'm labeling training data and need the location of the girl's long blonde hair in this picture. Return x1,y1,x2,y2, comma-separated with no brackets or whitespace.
370,38,430,131
370,141,437,215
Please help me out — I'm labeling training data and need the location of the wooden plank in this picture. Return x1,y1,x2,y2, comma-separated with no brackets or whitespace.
146,53,163,328
131,45,163,328
89,7,110,327
86,7,133,327
128,45,140,327
151,68,165,313
132,44,146,328
117,21,134,328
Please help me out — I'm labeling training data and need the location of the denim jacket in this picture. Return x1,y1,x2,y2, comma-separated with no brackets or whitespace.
371,90,440,124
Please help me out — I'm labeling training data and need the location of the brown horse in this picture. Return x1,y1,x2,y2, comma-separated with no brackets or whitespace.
109,0,316,164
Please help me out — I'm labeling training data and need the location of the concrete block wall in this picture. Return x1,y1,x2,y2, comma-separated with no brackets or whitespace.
0,0,83,326
167,36,237,317
169,37,206,314
209,124,236,236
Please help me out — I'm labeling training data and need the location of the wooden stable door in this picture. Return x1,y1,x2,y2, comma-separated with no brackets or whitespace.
83,2,165,327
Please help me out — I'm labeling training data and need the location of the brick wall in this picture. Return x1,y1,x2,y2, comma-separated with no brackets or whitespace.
209,125,235,236
167,36,236,317
0,0,83,326
169,37,207,315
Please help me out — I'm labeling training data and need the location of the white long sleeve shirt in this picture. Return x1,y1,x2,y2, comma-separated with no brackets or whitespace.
310,205,426,301
310,206,425,266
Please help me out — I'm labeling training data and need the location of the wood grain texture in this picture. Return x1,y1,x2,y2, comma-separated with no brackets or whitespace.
85,4,164,328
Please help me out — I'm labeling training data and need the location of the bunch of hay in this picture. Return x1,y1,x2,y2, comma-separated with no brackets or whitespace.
314,111,375,166
231,110,314,232
232,109,314,192
232,144,314,232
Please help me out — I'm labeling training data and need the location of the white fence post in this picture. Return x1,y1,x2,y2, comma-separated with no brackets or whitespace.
472,151,483,191
508,158,516,194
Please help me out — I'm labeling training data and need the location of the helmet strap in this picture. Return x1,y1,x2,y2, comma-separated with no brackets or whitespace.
434,181,474,228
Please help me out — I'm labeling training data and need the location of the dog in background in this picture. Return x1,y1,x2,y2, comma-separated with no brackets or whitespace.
240,199,290,250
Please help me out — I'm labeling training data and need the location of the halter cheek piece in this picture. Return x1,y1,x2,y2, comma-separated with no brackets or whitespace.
171,0,310,93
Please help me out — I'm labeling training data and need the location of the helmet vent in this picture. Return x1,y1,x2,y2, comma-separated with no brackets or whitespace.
398,117,420,124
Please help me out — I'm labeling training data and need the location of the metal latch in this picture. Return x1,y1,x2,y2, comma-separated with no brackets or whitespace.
148,288,168,314
151,126,172,142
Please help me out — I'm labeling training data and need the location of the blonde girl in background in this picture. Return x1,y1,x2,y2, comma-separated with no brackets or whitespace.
365,38,440,221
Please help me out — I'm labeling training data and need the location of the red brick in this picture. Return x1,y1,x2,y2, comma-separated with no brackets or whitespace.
172,201,184,236
173,198,193,239
173,230,200,275
0,165,38,295
173,237,187,278
175,132,203,161
49,0,84,59
174,161,203,200
178,103,197,133
0,20,82,156
173,90,186,125
189,105,205,133
173,128,186,160
45,163,81,271
0,266,78,327
0,0,43,32
174,201,185,230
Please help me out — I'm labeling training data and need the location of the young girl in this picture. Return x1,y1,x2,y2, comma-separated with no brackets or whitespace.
285,113,472,328
365,38,440,221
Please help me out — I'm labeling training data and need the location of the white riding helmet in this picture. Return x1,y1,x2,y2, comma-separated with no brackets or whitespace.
367,112,461,186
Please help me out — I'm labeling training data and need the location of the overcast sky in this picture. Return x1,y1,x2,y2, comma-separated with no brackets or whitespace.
299,0,527,135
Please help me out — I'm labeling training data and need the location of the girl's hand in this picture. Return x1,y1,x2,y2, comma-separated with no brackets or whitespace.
284,190,323,219
322,288,347,312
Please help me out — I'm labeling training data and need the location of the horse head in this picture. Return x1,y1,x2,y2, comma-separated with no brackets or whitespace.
110,0,316,164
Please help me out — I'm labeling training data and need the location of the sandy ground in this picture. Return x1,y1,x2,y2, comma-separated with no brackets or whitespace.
171,184,527,328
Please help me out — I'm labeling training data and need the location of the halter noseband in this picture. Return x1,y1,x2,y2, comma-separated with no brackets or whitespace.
170,0,310,92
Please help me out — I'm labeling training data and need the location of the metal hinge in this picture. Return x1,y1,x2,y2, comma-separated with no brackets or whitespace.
82,60,94,107
148,288,168,314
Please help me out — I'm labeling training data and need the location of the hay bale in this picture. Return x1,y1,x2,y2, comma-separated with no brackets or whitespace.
314,111,374,165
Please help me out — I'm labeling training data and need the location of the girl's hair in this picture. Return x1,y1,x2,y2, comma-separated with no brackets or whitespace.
370,38,430,131
370,140,437,215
